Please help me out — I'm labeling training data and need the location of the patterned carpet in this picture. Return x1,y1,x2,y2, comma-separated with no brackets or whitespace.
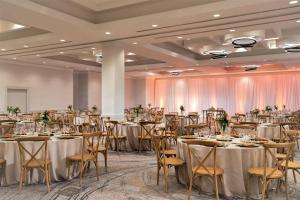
0,150,300,200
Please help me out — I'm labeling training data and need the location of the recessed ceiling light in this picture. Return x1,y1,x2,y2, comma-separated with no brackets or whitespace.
186,38,191,40
187,69,194,71
229,29,236,32
59,51,64,54
1,48,6,51
152,24,158,27
147,72,155,76
91,47,96,50
127,52,136,55
105,32,111,35
60,39,66,42
36,54,40,57
132,42,138,45
188,47,193,50
289,0,298,4
125,59,134,62
12,57,17,60
264,37,279,41
213,14,220,18
177,36,183,39
23,45,29,48
296,19,300,23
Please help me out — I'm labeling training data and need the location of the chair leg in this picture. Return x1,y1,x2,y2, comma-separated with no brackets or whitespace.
79,162,84,189
175,166,180,184
214,175,220,200
261,178,267,200
163,166,168,193
284,174,289,200
188,175,193,200
104,151,108,173
94,159,99,181
45,165,51,192
292,170,297,183
19,167,24,192
220,175,225,198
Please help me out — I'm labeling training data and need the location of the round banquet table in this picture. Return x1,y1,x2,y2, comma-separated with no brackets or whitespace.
257,124,280,139
118,122,165,151
176,137,272,198
0,136,82,185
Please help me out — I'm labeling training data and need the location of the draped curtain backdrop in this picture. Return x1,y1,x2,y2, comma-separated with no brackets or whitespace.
154,73,300,115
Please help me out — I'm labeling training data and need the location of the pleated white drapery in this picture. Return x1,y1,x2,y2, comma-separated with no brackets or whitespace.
154,73,300,115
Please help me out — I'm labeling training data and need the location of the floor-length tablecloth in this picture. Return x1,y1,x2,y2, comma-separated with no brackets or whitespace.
176,138,272,198
0,137,82,185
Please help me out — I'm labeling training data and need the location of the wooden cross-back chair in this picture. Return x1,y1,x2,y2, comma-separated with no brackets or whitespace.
247,142,294,200
88,114,100,132
22,113,33,121
164,114,177,131
278,122,298,142
230,125,256,137
184,140,225,200
184,124,209,136
152,134,184,192
67,132,102,189
15,136,51,192
64,112,77,131
138,121,157,152
104,120,126,152
155,127,177,157
239,122,259,130
0,124,14,135
187,114,199,125
257,114,271,123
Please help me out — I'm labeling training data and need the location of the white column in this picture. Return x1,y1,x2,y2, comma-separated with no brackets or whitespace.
101,42,125,120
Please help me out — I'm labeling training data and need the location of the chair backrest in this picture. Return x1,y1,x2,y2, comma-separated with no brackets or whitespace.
262,142,294,178
104,120,119,138
151,134,166,164
0,124,15,135
184,124,208,136
187,114,199,125
15,136,50,167
231,125,256,136
164,114,177,130
139,121,157,138
81,132,102,159
185,140,221,176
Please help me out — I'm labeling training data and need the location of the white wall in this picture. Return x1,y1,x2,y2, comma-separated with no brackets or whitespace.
0,62,73,112
88,71,101,109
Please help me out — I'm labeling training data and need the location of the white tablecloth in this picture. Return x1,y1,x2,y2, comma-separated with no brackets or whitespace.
177,138,272,198
257,124,280,139
0,137,82,185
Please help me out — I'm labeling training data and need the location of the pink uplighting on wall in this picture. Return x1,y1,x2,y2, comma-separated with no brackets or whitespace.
153,72,300,115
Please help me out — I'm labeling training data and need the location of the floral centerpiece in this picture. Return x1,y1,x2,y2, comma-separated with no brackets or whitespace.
67,105,73,112
7,106,21,116
91,105,98,113
179,105,185,115
41,110,51,130
7,106,13,114
208,106,216,111
133,105,143,118
274,105,278,111
218,112,229,132
265,105,272,112
148,103,151,109
250,108,260,115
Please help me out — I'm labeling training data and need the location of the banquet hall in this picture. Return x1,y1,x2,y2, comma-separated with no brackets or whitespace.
0,0,300,199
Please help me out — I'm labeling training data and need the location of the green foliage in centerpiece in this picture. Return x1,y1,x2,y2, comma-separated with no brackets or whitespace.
274,105,278,111
67,105,73,111
133,105,143,117
265,105,272,112
41,110,51,126
179,105,185,112
91,105,98,113
7,106,21,115
218,112,229,131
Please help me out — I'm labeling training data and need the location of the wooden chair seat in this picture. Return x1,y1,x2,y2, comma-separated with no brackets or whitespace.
276,153,287,159
161,157,184,166
68,154,95,161
248,167,283,179
89,145,107,152
281,161,300,169
138,135,152,140
110,135,126,139
0,159,5,165
192,166,224,176
23,159,51,168
161,149,176,156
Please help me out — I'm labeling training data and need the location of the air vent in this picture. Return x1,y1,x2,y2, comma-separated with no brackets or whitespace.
284,45,300,53
232,37,257,48
242,64,260,71
203,50,230,59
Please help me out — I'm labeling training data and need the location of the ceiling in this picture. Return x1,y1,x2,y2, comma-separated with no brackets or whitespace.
0,0,299,77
